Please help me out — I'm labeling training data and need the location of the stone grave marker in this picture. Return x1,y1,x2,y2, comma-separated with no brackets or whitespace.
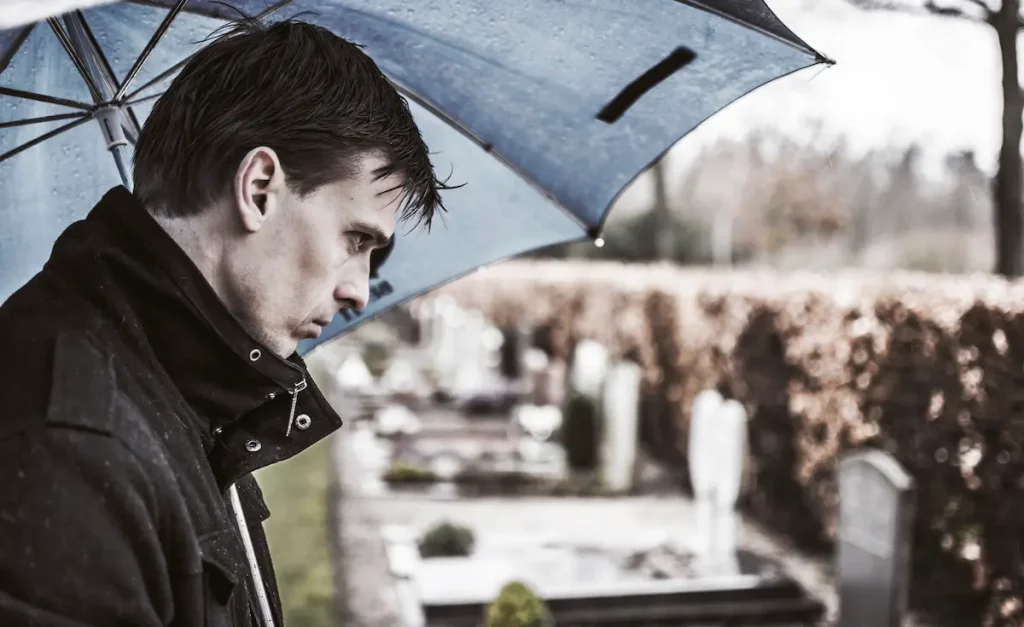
514,404,562,441
569,339,610,399
452,309,489,397
688,391,747,576
336,352,374,393
600,360,643,493
499,324,528,381
524,348,551,405
837,449,915,627
433,302,463,389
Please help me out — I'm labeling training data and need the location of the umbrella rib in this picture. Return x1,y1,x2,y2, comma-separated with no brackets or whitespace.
0,112,89,129
0,86,93,111
46,18,103,104
127,0,295,22
74,10,123,97
123,93,164,108
0,116,92,163
121,57,186,103
115,0,188,102
122,0,295,103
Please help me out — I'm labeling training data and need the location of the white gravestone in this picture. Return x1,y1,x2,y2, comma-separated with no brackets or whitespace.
434,303,463,390
452,310,489,397
337,352,374,393
514,404,563,441
375,404,422,437
382,358,425,396
569,339,610,399
688,390,748,576
415,300,435,350
600,361,642,493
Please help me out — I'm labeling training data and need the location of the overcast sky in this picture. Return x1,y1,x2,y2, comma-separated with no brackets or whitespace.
677,0,1001,173
609,0,1004,213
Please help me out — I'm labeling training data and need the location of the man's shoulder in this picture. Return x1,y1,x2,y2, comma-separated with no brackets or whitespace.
0,327,151,444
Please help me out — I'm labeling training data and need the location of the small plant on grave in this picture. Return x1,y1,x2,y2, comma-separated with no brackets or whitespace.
361,340,391,378
560,393,601,472
382,461,437,484
484,580,553,627
417,520,476,558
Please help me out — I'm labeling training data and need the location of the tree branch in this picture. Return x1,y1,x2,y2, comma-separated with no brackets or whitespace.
924,0,993,21
846,0,992,22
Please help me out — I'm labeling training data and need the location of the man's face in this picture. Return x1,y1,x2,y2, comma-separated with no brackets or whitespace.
224,150,401,357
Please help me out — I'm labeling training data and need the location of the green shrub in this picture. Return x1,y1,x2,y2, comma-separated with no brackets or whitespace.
484,581,553,627
382,461,437,484
560,393,600,471
417,521,475,558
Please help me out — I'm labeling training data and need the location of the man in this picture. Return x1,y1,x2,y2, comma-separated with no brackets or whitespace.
0,16,448,627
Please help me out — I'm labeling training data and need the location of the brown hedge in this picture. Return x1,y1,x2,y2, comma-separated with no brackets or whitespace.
423,260,1024,627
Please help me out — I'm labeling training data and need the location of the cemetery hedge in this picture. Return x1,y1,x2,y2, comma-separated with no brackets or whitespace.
428,260,1024,627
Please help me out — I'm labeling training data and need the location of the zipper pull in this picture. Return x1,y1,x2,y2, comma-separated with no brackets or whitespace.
285,378,308,437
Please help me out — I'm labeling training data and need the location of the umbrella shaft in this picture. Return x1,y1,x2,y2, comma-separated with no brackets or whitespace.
111,145,132,191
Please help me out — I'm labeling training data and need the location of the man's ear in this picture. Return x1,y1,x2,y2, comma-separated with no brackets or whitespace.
234,147,285,233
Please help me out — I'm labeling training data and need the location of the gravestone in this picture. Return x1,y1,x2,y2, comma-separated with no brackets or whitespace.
336,352,374,393
600,361,642,493
382,357,425,396
688,391,747,576
569,340,610,399
514,404,562,441
452,310,489,397
524,348,551,405
499,325,528,381
434,302,463,390
414,300,435,350
837,449,915,627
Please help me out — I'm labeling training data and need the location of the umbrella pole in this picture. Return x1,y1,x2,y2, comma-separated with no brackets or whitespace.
95,107,133,191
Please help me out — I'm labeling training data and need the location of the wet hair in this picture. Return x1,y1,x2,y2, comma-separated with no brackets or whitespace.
132,14,451,228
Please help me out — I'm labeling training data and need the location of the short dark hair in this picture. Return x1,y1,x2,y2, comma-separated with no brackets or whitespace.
132,15,450,228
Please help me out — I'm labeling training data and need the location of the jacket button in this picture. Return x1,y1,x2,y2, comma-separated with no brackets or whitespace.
245,439,262,452
295,414,312,431
249,349,262,362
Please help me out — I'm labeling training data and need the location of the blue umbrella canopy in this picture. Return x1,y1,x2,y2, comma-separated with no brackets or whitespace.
0,0,830,354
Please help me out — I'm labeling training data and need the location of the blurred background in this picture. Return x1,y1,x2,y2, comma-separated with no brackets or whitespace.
251,0,1024,625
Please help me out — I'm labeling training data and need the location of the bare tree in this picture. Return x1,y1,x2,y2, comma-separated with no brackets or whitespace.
651,160,675,260
849,0,1023,275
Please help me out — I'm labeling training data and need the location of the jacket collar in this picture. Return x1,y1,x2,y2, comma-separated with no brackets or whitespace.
52,186,342,486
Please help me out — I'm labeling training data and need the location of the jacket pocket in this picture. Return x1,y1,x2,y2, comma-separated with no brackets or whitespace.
198,529,244,627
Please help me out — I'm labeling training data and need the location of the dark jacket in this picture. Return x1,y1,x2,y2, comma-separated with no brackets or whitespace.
0,187,343,626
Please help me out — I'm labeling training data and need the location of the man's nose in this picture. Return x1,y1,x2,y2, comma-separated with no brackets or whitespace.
335,279,369,312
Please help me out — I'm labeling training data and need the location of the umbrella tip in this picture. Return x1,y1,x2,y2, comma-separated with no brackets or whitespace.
816,52,837,66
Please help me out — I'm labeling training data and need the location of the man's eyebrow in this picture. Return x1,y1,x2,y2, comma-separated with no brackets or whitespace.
349,221,391,248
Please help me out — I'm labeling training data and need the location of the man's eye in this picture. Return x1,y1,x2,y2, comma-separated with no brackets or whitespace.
347,232,372,251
